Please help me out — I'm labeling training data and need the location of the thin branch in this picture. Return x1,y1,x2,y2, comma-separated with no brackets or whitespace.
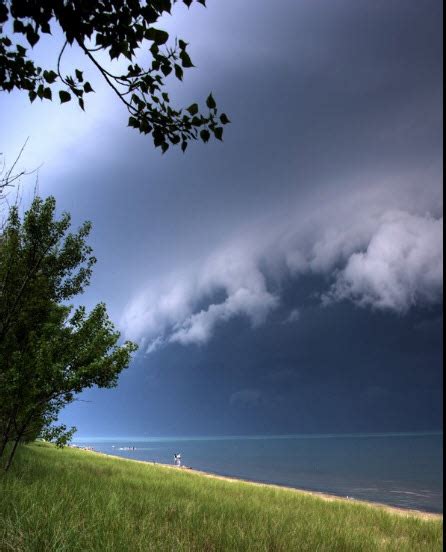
76,38,136,115
3,138,28,182
57,40,69,85
0,139,40,202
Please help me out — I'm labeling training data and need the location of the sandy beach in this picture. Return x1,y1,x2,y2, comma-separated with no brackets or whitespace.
80,447,443,521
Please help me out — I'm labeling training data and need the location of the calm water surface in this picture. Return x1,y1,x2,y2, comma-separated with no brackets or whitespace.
74,433,443,513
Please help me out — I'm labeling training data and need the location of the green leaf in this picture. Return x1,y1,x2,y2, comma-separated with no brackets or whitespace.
59,90,71,104
187,103,199,116
146,28,169,45
200,129,211,143
153,131,164,148
109,45,120,60
0,2,8,23
174,64,183,81
83,82,94,93
131,93,140,106
26,28,40,47
75,69,84,82
43,87,52,101
43,70,58,84
36,84,44,99
41,21,51,34
161,64,172,77
13,20,25,33
160,0,172,14
220,113,231,125
150,43,159,57
180,50,194,68
28,90,37,103
128,116,139,128
140,119,152,134
213,127,223,141
206,93,216,109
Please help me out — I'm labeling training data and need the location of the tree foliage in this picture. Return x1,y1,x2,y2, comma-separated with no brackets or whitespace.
0,0,230,152
0,197,137,470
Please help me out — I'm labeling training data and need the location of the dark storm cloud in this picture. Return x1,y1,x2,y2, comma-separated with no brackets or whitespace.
229,389,264,409
61,300,443,437
113,0,443,351
1,0,442,436
181,0,443,179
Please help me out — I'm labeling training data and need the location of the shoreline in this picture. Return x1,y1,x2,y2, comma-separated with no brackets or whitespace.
76,447,443,521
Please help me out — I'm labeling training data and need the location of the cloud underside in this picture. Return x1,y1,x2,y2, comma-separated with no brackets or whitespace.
122,198,443,353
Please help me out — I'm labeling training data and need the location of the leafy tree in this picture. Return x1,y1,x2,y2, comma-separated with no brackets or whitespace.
0,0,230,153
0,196,95,344
0,197,137,470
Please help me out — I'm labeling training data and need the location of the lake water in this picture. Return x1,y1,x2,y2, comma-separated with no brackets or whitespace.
74,432,443,513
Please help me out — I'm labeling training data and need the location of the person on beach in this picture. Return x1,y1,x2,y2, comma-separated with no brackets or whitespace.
174,453,181,467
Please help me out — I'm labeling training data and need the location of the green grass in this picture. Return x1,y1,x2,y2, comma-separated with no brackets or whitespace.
0,443,442,552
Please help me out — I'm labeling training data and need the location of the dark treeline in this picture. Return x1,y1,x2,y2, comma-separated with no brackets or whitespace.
0,196,137,470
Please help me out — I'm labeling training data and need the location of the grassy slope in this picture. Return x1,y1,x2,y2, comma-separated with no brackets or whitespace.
0,443,442,552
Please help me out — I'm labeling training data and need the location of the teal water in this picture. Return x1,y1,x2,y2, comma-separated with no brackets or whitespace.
74,432,443,513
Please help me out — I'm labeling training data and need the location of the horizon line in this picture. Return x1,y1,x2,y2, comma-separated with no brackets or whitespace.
73,430,444,442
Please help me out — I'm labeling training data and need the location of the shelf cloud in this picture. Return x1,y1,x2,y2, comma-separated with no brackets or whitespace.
122,183,443,353
324,211,443,312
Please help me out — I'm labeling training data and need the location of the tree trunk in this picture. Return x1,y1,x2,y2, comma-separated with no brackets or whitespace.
0,433,9,459
4,411,36,470
0,417,13,458
4,433,22,471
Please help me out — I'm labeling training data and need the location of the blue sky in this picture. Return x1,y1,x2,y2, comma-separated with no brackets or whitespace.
0,0,443,437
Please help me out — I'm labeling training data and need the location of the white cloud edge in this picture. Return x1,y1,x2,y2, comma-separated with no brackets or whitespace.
121,193,443,354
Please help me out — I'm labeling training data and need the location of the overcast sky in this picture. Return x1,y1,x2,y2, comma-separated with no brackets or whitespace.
1,0,443,437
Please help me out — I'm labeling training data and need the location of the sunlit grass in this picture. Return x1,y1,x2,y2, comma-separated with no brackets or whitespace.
0,442,442,551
